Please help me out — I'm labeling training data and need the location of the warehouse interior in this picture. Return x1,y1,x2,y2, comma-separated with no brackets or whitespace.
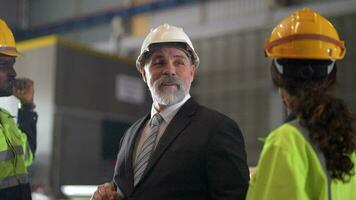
0,0,355,199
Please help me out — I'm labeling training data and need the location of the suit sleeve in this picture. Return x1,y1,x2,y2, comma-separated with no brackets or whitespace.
206,118,250,200
17,104,38,155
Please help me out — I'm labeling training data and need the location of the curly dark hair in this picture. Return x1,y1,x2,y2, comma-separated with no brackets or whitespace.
271,60,356,182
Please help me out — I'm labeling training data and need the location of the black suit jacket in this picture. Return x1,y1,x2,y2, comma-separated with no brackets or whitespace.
113,98,249,200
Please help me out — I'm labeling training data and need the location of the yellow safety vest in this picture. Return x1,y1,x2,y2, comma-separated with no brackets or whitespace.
247,119,356,200
0,108,33,189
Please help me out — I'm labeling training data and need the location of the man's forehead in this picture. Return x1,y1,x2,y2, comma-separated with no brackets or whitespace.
150,47,189,59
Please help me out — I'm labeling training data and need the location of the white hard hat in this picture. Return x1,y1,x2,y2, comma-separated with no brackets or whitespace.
136,24,200,69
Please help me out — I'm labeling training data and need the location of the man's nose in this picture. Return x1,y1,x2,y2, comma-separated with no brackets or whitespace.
8,67,17,77
162,62,176,76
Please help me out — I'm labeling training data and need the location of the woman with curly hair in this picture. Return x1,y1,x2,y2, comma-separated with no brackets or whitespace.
247,8,356,200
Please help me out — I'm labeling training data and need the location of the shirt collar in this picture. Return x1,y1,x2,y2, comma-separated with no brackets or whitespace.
150,94,191,123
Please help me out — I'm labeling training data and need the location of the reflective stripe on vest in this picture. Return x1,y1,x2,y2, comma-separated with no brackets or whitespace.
25,142,30,161
0,145,23,162
289,120,332,200
0,174,28,189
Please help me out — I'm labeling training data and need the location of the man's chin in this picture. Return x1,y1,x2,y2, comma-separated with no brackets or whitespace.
157,100,179,106
160,85,178,93
154,93,186,106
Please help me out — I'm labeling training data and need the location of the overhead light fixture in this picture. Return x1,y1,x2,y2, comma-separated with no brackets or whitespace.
61,185,97,197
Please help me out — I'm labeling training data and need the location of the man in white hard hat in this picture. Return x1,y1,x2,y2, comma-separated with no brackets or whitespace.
91,24,249,200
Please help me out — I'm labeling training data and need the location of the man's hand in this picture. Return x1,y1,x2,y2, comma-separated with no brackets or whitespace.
13,78,34,105
91,183,119,200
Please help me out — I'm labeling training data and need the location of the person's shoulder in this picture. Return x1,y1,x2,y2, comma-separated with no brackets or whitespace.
196,104,237,125
130,114,149,128
266,122,308,149
0,107,12,116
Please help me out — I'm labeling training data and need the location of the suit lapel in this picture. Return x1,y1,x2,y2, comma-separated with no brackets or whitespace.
122,114,149,195
137,99,198,186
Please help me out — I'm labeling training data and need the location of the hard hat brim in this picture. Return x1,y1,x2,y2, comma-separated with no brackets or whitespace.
0,47,21,57
136,41,199,69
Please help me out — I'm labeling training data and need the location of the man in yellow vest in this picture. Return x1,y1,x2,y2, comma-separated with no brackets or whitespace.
0,19,38,199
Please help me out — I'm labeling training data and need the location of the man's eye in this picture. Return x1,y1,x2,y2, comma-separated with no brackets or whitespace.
0,63,12,67
175,60,185,65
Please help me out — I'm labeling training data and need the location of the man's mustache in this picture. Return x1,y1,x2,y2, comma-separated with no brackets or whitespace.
156,76,183,87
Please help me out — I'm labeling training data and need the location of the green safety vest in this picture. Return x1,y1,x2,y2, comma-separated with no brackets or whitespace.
0,108,33,189
247,119,356,200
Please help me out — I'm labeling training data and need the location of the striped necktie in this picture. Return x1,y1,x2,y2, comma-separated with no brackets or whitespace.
133,113,163,186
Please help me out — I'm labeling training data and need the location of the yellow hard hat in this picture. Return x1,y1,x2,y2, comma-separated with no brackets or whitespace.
0,19,20,57
136,24,199,69
264,8,345,60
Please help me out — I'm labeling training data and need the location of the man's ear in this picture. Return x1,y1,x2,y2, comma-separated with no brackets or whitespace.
138,66,147,83
190,65,196,81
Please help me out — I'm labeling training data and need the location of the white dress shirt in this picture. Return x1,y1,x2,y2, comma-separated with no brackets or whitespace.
133,94,191,164
117,94,191,198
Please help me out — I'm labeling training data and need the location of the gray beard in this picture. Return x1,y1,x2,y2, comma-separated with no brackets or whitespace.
149,76,190,106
